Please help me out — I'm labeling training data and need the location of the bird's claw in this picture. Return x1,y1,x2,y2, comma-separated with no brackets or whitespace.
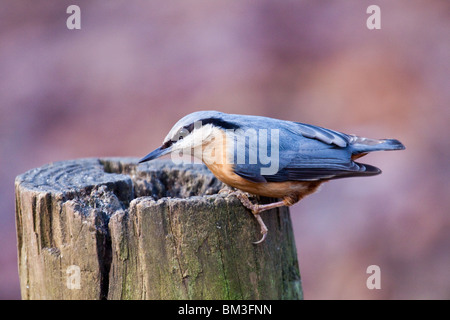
252,213,269,244
252,229,268,244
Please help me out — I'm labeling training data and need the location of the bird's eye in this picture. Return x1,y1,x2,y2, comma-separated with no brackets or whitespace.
173,128,189,141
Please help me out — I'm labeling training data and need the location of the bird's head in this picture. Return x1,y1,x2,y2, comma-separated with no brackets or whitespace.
138,111,240,163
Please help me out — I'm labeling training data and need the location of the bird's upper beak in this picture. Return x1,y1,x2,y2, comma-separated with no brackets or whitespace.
138,145,172,163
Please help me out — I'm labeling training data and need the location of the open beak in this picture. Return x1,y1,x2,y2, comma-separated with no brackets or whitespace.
138,145,172,163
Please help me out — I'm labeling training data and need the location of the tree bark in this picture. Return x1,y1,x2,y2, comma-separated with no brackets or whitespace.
15,158,302,300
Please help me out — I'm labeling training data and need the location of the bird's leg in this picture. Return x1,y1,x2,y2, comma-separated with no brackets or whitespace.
231,191,287,244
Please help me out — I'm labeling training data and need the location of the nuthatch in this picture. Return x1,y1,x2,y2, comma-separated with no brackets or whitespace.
139,111,405,243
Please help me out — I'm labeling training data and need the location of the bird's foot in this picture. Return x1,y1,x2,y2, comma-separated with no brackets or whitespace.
232,191,257,210
218,185,236,196
231,191,269,244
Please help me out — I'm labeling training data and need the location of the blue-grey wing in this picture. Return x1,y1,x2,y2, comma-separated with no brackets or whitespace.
232,121,380,182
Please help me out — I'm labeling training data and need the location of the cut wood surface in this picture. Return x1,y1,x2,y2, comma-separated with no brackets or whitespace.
15,158,302,300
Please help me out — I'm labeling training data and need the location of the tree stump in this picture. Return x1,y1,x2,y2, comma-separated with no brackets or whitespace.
15,158,302,300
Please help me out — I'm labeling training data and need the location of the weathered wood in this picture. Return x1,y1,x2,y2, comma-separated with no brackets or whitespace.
15,158,302,300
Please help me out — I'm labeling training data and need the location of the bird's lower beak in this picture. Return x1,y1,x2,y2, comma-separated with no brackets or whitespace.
138,145,171,163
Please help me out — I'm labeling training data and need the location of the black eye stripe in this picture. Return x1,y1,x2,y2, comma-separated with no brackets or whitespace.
202,118,240,130
161,140,173,150
182,118,240,133
162,118,240,149
184,122,195,133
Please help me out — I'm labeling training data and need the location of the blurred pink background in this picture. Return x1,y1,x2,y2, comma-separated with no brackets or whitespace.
1,1,449,299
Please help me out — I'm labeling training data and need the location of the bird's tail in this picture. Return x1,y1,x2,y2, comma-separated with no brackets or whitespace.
349,135,405,155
